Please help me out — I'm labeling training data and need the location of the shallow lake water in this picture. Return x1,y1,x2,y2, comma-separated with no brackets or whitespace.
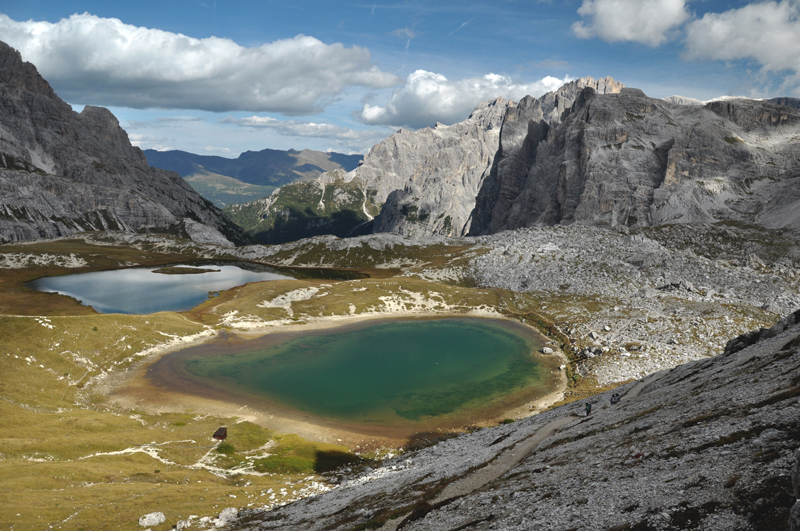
27,264,291,314
155,318,555,428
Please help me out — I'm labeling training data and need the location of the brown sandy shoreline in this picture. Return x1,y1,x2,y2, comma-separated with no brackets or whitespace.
102,311,569,451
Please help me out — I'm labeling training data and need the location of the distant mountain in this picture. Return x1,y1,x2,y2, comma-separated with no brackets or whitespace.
0,41,252,246
144,148,363,207
223,172,376,245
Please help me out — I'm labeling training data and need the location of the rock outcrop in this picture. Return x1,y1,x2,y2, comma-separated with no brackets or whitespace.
226,310,800,530
469,87,800,235
0,41,252,246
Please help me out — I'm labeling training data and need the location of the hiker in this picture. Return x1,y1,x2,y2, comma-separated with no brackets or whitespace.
610,393,620,405
585,402,592,416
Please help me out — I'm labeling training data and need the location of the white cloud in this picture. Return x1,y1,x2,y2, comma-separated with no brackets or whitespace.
356,70,571,129
390,27,416,39
220,115,391,152
684,0,800,74
572,0,690,46
0,13,400,114
128,133,174,151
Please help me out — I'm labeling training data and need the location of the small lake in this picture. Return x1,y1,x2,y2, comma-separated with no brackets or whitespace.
27,263,292,314
150,318,557,430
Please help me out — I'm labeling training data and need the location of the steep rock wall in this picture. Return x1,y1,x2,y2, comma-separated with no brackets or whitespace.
469,87,800,234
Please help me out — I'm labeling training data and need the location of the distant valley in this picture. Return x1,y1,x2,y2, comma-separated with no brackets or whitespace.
144,148,362,207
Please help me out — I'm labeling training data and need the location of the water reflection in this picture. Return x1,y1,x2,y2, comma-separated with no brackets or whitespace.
28,264,291,314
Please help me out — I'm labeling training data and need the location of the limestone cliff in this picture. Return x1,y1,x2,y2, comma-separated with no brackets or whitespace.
0,41,252,246
469,87,800,234
235,77,624,243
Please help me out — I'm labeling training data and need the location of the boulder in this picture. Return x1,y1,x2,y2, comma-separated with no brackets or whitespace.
138,512,165,527
215,507,238,527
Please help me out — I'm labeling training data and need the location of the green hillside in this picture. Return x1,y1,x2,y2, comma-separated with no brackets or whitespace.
224,173,379,244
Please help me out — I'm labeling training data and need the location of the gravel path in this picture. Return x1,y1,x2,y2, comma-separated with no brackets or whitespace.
432,415,576,503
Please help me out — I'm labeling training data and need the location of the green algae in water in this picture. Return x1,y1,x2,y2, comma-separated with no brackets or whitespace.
183,319,546,423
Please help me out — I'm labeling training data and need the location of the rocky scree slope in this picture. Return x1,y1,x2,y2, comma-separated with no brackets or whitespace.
0,41,252,246
469,86,800,234
465,223,799,385
229,77,623,243
219,310,800,531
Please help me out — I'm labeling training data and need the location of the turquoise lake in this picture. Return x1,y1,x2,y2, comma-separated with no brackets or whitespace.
27,263,291,314
166,318,553,426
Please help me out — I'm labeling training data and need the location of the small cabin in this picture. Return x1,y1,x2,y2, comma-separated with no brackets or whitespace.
213,427,228,441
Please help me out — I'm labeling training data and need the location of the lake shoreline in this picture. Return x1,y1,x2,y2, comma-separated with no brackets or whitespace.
103,311,568,451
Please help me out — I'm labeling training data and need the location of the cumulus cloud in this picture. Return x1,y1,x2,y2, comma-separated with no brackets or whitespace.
357,70,571,129
128,133,174,151
684,0,800,74
221,116,390,152
0,13,400,114
572,0,690,46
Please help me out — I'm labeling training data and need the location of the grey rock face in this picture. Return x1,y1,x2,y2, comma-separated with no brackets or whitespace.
469,86,800,235
247,77,624,242
370,76,623,237
795,449,800,499
356,97,509,237
0,41,251,246
792,449,800,531
469,77,624,234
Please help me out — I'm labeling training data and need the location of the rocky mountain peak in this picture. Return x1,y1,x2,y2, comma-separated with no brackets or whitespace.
0,40,251,246
0,41,59,100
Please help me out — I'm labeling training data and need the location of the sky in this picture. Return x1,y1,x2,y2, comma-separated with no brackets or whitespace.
1,0,799,156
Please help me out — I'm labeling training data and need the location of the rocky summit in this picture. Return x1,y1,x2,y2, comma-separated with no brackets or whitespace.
222,311,800,531
0,41,252,246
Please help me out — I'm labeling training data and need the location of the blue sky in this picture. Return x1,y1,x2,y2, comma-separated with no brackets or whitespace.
1,1,799,155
